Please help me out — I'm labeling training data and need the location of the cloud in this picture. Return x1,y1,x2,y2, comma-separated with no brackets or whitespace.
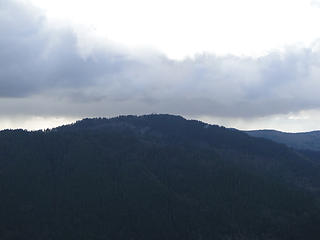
311,0,320,7
2,0,320,127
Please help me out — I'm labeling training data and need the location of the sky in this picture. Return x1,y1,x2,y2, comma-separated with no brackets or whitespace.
1,0,320,132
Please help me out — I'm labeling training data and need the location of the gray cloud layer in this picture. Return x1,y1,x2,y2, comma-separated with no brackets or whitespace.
1,0,320,121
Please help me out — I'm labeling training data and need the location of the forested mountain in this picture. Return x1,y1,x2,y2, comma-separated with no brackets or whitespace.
1,114,320,240
246,129,320,151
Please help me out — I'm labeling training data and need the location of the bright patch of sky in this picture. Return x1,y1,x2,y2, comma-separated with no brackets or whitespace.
29,0,320,59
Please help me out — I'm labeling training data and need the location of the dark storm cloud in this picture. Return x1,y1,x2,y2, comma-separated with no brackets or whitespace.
1,0,320,120
0,0,133,97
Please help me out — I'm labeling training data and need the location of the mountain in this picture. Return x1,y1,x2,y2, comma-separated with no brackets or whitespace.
1,114,320,240
245,129,320,151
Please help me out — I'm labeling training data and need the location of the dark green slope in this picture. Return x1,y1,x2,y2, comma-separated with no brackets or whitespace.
1,114,320,240
246,129,320,151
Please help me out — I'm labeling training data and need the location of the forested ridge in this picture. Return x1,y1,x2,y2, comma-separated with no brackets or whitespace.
1,114,320,240
246,129,320,151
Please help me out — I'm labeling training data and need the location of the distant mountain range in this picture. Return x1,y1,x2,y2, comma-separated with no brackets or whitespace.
1,114,320,240
245,129,320,151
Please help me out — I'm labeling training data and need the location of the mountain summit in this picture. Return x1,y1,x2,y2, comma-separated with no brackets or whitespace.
1,114,320,240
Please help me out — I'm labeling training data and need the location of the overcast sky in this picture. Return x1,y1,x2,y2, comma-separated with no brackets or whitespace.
1,0,320,132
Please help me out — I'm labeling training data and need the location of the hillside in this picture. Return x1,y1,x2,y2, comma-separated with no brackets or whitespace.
246,129,320,151
1,114,320,240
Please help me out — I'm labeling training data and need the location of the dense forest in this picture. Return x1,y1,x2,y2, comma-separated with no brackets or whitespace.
1,114,320,240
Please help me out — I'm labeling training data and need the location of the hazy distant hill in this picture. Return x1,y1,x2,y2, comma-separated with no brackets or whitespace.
1,114,320,240
245,129,320,151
